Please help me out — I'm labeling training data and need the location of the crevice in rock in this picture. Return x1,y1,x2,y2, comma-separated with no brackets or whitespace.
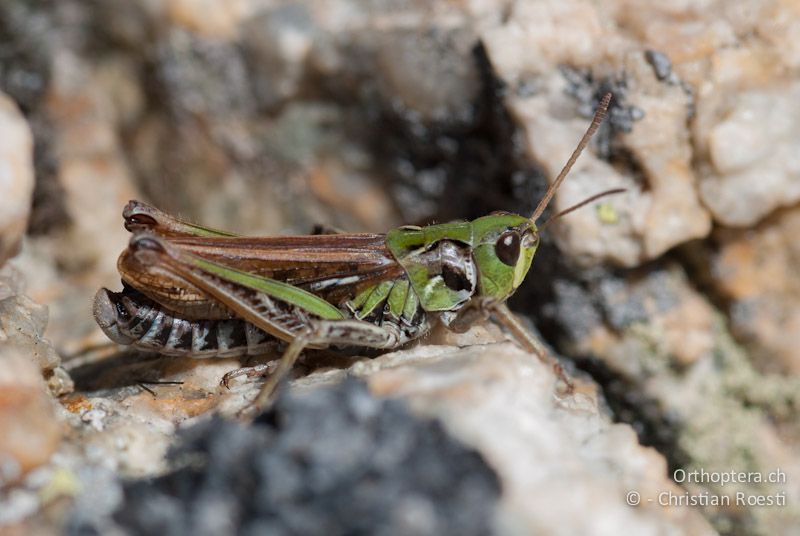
364,41,547,225
574,356,690,473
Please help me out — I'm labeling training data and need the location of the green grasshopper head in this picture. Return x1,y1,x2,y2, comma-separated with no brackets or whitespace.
471,213,539,301
471,93,622,303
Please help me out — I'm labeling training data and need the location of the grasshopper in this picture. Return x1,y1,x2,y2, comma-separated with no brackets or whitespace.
94,93,622,412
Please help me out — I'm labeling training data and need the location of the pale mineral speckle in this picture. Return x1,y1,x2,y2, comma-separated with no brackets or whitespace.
79,409,107,432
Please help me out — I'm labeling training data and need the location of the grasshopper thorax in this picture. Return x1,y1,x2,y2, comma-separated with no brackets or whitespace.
385,213,539,315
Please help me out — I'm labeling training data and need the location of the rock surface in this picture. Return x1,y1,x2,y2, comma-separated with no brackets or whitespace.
9,47,141,358
482,0,713,267
68,380,502,536
0,264,68,501
34,331,712,535
357,343,714,535
711,206,800,374
0,266,71,396
1,1,799,536
0,92,34,265
0,350,62,487
559,264,800,533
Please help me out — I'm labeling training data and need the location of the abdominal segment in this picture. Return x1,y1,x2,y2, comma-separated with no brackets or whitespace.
93,286,278,357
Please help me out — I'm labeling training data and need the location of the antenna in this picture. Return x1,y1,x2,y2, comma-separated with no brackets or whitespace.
530,92,612,223
539,188,626,231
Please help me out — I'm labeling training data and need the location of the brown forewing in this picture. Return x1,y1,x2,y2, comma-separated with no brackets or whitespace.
118,233,404,315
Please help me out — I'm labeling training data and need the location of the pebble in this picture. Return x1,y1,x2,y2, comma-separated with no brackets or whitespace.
0,265,71,395
0,351,62,484
698,85,800,226
0,92,35,266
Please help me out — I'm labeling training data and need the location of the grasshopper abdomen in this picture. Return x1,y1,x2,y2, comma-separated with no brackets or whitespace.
94,287,277,357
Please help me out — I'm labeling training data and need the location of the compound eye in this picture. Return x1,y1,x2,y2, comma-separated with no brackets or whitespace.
495,230,520,266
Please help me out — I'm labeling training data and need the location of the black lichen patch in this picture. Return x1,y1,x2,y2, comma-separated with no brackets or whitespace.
70,380,501,536
644,50,673,82
560,66,645,160
561,65,645,135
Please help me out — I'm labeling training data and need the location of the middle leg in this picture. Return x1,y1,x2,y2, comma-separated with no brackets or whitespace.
249,318,403,413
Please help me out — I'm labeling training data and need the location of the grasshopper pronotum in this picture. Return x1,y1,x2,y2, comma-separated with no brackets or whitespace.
94,93,622,412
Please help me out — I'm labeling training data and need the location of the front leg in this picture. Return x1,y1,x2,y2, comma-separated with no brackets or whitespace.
488,303,574,395
441,303,491,334
443,300,552,359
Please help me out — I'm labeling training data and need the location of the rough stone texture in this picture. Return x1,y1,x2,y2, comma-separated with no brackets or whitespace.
16,330,712,536
0,350,62,486
698,85,800,226
68,380,502,536
658,1,800,227
3,322,716,534
356,343,714,535
482,0,800,260
10,47,142,357
711,206,800,374
560,264,800,534
0,267,65,487
0,264,68,497
1,1,799,536
579,0,800,228
0,92,35,265
0,265,72,396
481,0,712,267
